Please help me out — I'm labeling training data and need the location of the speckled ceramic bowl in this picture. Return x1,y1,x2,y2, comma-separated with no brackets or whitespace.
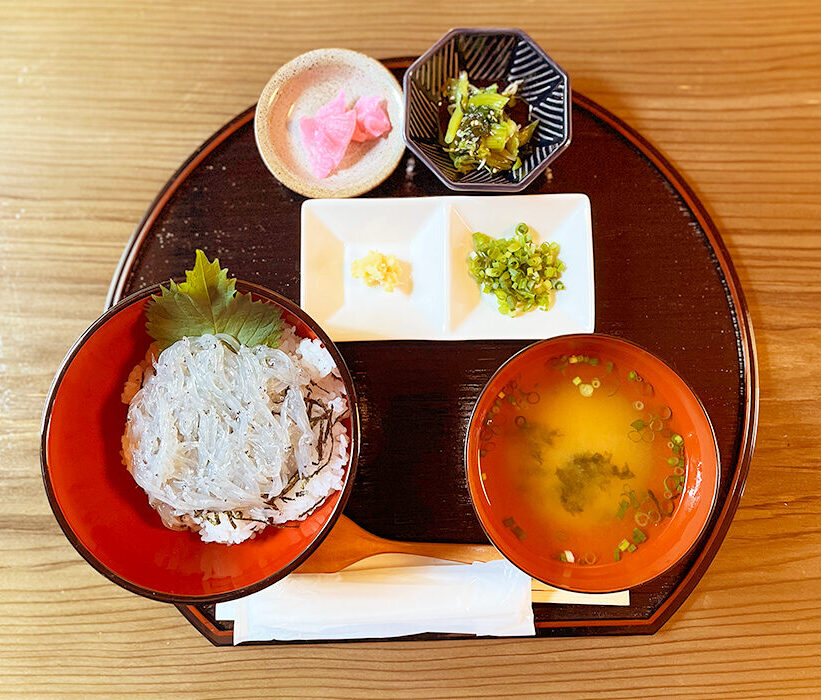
255,49,405,199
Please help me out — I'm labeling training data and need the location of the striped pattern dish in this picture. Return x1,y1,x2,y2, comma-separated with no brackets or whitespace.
403,28,571,192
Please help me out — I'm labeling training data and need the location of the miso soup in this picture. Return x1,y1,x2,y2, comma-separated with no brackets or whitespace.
476,351,687,566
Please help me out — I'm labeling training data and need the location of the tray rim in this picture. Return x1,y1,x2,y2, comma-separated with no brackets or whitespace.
106,58,758,644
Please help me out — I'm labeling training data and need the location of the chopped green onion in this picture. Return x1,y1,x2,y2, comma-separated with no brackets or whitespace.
632,528,647,543
572,376,582,386
618,539,631,551
627,543,637,553
613,549,621,562
664,475,680,492
468,225,564,316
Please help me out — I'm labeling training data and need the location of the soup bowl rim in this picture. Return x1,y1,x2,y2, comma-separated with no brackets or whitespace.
463,332,721,594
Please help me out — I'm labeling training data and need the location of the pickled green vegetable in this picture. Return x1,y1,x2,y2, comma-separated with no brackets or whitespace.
467,222,566,316
442,71,539,175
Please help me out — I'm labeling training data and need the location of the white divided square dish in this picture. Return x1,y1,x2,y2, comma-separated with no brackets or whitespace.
301,194,594,341
447,194,594,340
301,198,447,341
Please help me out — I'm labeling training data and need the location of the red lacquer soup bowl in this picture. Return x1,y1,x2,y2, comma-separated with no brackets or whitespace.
465,334,719,594
41,282,359,604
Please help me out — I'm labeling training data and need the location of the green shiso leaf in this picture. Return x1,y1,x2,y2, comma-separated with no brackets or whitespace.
146,249,283,350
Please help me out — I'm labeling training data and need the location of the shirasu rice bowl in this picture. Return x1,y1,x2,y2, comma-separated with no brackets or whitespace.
120,327,350,544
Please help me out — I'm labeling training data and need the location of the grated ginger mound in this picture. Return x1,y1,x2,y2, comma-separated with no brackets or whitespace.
351,250,401,292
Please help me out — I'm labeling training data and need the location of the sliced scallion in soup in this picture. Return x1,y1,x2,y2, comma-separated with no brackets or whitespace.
478,352,687,566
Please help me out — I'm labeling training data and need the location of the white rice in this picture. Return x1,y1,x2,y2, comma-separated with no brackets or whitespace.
121,327,349,544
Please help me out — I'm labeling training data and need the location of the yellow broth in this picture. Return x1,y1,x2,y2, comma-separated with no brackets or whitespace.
477,353,687,565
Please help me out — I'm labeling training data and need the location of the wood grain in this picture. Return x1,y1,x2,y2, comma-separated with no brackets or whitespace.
1,0,820,697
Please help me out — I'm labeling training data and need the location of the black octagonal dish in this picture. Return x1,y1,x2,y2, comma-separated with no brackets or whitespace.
403,27,572,192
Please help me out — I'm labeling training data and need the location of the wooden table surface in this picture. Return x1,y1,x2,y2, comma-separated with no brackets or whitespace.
2,1,820,697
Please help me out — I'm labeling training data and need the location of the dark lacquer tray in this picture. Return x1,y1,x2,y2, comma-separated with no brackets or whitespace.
107,59,757,645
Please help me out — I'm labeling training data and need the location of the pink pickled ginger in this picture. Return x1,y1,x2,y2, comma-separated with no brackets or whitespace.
315,89,347,119
351,95,392,142
299,110,356,179
299,89,392,179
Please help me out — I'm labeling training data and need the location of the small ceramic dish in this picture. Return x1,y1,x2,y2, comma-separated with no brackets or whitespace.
41,281,359,604
301,193,594,341
465,334,720,593
255,48,405,198
404,28,571,192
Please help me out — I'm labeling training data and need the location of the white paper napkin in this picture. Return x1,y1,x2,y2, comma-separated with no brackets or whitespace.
216,559,535,643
